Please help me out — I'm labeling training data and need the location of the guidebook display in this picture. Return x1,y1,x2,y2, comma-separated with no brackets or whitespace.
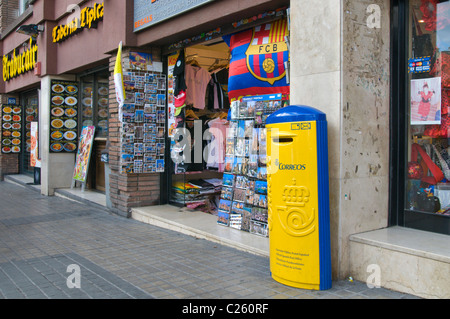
217,94,284,237
120,58,166,174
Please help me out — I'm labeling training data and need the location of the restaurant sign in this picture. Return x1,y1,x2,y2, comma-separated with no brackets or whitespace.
52,2,104,43
2,37,37,82
134,0,215,32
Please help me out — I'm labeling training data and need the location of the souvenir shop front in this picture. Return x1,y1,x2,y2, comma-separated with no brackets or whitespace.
124,1,291,238
391,0,450,235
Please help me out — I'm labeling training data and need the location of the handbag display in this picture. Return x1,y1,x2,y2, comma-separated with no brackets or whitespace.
414,191,441,213
408,143,444,185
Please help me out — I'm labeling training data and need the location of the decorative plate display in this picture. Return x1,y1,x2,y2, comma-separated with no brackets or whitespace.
51,119,64,129
2,131,11,137
12,115,21,122
52,84,65,94
2,139,11,145
82,97,92,106
52,96,65,105
65,96,77,106
98,120,108,129
50,143,63,152
11,131,21,138
26,115,35,122
98,98,108,107
98,87,108,95
65,108,77,117
11,123,21,130
98,109,108,118
83,87,93,96
2,146,11,153
64,131,77,141
65,119,77,129
83,108,93,117
26,108,35,114
51,107,64,117
65,85,78,94
3,115,12,121
12,107,21,114
51,131,63,140
12,139,21,145
2,123,12,130
11,146,20,153
64,142,77,152
83,120,94,126
3,106,12,113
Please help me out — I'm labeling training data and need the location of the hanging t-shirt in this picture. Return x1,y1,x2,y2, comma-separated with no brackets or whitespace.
205,118,229,172
185,64,211,109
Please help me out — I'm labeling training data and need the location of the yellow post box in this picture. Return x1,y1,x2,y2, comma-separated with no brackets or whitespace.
266,105,331,290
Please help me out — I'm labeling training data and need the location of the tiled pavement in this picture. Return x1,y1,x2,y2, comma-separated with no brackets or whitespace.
0,180,420,300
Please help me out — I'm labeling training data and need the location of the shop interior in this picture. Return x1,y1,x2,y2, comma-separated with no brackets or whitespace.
169,40,231,215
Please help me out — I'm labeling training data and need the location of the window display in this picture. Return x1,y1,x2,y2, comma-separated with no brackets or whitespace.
406,0,450,222
49,80,79,153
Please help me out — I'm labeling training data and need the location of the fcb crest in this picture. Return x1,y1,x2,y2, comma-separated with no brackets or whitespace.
246,19,289,85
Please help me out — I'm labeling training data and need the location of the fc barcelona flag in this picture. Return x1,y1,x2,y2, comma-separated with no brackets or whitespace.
224,18,290,101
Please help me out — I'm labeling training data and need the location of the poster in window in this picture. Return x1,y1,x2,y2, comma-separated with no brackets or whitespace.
410,77,441,125
73,126,96,183
1,105,22,154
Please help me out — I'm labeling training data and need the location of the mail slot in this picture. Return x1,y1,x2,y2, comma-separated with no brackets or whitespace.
266,105,332,290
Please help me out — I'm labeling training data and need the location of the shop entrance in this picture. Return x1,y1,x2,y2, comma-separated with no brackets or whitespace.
165,13,290,236
79,68,109,192
20,90,39,175
168,40,231,215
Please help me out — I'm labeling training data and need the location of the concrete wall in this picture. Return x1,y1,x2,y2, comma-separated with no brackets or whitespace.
290,0,390,279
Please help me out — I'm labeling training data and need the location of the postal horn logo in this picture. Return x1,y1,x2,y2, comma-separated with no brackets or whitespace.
246,19,289,85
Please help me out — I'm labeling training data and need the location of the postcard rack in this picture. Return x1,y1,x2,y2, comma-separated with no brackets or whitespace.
217,94,285,237
120,54,166,174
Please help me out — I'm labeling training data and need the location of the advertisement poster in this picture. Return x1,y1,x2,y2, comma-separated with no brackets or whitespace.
411,77,442,125
30,122,41,168
49,80,79,152
1,104,22,154
73,126,95,183
167,52,178,138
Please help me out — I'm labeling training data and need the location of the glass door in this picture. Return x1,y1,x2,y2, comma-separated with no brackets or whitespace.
21,91,39,175
402,0,450,234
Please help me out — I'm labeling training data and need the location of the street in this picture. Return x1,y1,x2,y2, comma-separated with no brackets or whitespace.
0,180,418,300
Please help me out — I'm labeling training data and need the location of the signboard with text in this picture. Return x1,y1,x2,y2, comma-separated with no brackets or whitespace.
134,0,215,32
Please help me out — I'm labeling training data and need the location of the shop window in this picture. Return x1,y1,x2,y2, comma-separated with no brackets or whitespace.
80,72,109,138
404,0,450,234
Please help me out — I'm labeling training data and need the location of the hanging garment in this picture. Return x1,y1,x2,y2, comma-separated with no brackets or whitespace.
205,117,229,172
185,64,211,109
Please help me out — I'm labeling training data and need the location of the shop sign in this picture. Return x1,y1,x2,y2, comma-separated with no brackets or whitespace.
134,0,215,32
52,2,104,43
2,37,38,82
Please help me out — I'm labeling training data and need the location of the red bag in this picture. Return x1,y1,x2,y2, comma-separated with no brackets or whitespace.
408,143,444,185
424,114,450,138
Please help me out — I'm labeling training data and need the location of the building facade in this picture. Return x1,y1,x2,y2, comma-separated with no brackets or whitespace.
0,0,448,298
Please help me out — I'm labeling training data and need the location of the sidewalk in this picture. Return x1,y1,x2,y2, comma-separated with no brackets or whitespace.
0,179,420,300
